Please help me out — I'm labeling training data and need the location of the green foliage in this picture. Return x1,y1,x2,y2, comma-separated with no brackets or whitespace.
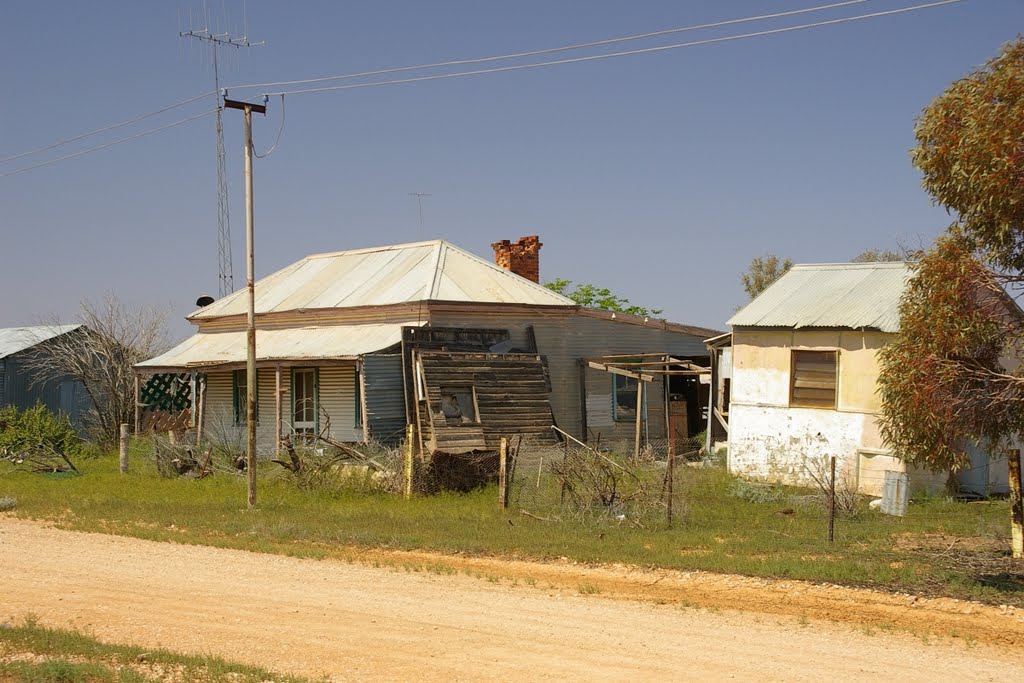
740,255,793,300
852,248,904,263
877,234,1024,472
913,38,1024,271
0,404,83,460
728,478,785,504
543,278,663,317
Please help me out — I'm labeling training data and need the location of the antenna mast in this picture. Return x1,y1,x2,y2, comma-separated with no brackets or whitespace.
409,192,431,234
181,7,263,297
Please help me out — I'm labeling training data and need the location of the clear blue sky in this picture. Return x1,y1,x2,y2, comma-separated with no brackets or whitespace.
2,1,1021,339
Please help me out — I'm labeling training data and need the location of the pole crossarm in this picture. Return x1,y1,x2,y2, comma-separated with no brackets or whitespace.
224,98,267,114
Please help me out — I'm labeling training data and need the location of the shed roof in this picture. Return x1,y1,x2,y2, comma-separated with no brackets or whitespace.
727,262,913,333
0,325,82,360
190,240,574,320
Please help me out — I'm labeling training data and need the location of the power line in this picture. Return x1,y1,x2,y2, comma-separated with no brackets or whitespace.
264,0,964,98
0,91,215,165
1,109,217,179
253,95,286,158
229,0,875,92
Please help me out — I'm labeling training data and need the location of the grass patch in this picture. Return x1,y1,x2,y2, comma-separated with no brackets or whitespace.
0,615,308,682
2,445,1021,606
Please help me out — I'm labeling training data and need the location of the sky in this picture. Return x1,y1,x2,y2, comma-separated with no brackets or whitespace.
2,0,1022,340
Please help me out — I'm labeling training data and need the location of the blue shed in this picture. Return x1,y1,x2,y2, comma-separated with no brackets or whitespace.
0,325,90,431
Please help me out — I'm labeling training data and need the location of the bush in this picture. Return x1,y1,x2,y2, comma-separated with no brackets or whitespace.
728,478,785,504
0,404,83,460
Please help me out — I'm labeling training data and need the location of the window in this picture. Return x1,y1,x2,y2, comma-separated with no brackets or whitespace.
232,369,259,425
790,350,838,409
439,386,478,425
613,373,646,422
292,367,318,438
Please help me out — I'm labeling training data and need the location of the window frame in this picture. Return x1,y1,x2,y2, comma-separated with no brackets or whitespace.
438,385,480,425
612,372,647,423
789,349,839,409
290,367,320,437
232,368,259,425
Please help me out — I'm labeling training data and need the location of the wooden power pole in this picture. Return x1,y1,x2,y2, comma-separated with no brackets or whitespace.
224,97,266,509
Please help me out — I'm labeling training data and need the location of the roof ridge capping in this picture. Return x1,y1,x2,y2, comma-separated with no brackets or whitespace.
790,261,912,270
305,239,446,260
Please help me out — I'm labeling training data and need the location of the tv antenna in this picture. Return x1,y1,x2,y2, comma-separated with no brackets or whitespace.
409,192,431,234
181,2,264,297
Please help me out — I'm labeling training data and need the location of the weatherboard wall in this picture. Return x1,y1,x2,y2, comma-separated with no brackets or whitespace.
203,363,361,455
426,309,709,445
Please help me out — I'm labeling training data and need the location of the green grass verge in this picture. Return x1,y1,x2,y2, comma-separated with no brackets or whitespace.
0,615,309,682
1,445,1020,605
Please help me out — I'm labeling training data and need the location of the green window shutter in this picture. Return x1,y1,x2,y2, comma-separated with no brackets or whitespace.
232,370,242,425
314,367,320,436
354,366,362,428
233,369,259,425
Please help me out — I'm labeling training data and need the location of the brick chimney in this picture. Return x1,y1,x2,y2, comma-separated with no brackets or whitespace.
491,235,542,283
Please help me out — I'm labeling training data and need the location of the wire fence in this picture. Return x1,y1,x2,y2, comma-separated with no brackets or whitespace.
145,422,1020,532
121,425,1024,593
508,437,705,527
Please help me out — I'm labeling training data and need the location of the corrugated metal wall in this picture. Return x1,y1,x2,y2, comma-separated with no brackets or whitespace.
427,310,708,442
0,353,89,430
363,354,406,444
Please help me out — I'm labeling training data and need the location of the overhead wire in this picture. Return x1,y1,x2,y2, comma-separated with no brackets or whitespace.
228,0,875,92
1,109,217,179
0,90,216,165
253,94,286,158
0,0,963,177
264,0,964,98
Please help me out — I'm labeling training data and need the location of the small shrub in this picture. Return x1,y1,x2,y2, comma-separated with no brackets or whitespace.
0,496,16,511
703,446,728,468
0,404,82,472
728,478,785,504
0,404,82,458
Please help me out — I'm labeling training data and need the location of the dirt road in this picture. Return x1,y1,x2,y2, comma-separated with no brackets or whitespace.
1,518,1022,681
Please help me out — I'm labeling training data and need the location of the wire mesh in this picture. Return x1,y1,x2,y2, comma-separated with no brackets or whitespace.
508,436,707,526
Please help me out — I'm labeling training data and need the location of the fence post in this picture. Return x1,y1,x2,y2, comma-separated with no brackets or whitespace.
119,423,129,474
403,423,415,500
666,446,675,528
828,455,836,544
1008,448,1023,559
498,437,508,510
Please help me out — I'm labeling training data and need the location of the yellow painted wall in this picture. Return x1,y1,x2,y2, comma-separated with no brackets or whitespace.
731,329,889,414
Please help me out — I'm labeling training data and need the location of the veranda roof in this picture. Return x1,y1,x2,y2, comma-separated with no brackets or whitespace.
136,322,418,372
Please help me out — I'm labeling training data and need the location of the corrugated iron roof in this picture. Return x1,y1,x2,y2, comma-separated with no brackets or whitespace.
189,240,574,320
727,262,913,333
136,321,419,370
0,325,82,360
